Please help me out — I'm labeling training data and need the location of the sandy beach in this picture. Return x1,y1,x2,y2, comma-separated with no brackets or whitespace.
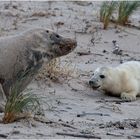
0,1,140,139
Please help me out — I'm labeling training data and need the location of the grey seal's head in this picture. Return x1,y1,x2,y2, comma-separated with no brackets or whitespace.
23,28,77,62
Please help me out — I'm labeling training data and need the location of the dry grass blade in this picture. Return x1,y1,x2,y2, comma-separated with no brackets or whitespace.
118,1,140,25
37,58,77,82
100,1,117,29
3,80,41,123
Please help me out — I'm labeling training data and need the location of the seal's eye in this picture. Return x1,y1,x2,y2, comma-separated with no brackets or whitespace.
46,30,49,33
100,75,105,79
56,34,60,38
92,73,94,76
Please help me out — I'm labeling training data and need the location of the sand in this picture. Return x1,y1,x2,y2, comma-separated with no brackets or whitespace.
0,1,140,139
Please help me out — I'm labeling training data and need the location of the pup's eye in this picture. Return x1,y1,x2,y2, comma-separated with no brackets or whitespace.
56,34,60,38
92,73,94,76
100,75,105,79
46,30,49,33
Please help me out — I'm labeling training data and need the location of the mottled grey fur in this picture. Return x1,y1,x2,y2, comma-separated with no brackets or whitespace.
0,28,77,111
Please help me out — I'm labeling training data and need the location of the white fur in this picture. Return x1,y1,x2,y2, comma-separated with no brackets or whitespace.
89,61,140,101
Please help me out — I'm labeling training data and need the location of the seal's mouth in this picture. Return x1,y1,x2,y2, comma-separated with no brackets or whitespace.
91,85,100,90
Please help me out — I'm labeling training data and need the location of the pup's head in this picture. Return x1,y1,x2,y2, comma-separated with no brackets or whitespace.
26,28,77,61
89,67,112,90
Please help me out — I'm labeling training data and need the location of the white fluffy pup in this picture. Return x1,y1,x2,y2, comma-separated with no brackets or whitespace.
89,61,140,101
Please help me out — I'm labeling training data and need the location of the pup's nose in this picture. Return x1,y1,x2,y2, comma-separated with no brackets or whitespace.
89,80,94,85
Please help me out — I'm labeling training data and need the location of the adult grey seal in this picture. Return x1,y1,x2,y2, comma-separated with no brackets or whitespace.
0,28,77,111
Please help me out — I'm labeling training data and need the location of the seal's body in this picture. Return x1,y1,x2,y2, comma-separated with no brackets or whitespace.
89,61,140,101
0,28,77,111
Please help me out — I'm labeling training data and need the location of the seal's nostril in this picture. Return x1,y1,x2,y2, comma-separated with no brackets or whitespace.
89,80,94,85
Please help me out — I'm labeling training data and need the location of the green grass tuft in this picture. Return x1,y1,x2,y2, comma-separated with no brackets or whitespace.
118,1,140,25
3,75,41,123
100,1,117,29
